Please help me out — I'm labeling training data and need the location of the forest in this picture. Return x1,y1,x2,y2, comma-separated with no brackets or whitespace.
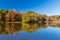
0,9,60,34
0,9,60,23
0,9,49,23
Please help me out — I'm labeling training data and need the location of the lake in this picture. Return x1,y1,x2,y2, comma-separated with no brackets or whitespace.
0,23,60,40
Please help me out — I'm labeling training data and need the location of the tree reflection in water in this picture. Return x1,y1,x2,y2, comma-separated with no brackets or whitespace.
0,22,60,34
0,23,22,34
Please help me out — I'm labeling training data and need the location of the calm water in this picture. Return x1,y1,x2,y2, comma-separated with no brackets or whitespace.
0,23,60,40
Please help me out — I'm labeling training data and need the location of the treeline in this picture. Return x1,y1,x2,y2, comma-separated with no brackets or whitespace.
22,11,49,23
0,9,49,23
0,9,22,22
49,15,60,21
0,9,60,23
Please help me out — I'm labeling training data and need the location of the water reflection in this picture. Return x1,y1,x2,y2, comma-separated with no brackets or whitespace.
0,22,60,34
49,22,60,27
0,23,22,34
22,23,48,33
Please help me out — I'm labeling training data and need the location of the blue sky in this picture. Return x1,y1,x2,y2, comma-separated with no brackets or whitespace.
0,0,60,16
